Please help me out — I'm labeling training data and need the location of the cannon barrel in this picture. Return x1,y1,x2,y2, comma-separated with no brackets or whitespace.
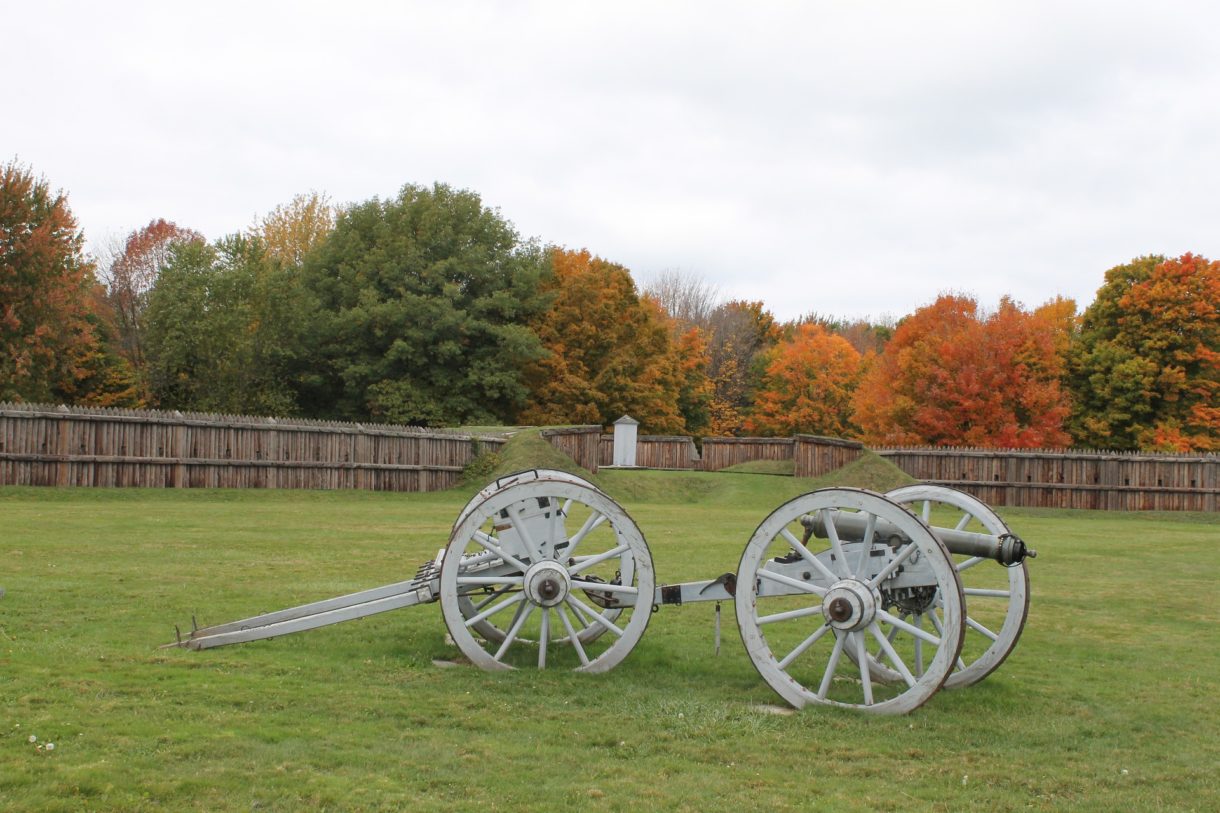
800,510,1035,566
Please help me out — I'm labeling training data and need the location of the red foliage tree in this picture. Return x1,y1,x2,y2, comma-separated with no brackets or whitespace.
853,294,1071,447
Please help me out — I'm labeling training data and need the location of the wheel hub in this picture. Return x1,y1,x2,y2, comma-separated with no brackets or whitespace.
822,579,881,631
523,561,571,607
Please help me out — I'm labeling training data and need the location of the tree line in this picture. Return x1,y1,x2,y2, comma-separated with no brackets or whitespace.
2,159,1216,451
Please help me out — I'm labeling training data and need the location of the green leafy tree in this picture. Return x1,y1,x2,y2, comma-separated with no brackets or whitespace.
0,160,100,402
296,183,547,425
100,218,204,397
1068,254,1219,450
144,236,306,414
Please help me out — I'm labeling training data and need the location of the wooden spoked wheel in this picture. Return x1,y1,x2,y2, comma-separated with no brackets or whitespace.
452,470,623,645
883,485,1030,689
735,488,965,714
440,479,654,673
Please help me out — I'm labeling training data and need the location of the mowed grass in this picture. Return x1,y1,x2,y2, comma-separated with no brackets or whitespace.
1,472,1217,812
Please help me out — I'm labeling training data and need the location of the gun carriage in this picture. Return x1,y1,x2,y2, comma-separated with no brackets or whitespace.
168,469,1035,715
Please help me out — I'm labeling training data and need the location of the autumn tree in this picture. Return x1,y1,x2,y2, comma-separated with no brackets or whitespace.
670,322,713,435
520,248,689,432
143,236,309,414
1068,254,1219,451
703,300,779,435
100,219,203,387
0,161,100,402
853,294,1072,447
295,183,547,424
63,282,144,407
795,312,895,355
746,323,863,437
252,191,335,267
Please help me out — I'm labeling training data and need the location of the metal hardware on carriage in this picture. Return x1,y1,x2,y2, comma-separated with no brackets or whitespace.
164,470,1036,715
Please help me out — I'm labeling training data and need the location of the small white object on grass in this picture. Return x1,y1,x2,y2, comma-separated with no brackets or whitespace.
28,735,36,743
45,743,55,751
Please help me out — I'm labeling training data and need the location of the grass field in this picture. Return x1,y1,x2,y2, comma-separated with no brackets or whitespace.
2,467,1218,812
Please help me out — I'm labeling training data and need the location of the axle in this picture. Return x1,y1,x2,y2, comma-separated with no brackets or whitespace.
800,510,1035,566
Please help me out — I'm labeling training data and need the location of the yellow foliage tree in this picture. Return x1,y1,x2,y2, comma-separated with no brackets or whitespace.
745,323,863,437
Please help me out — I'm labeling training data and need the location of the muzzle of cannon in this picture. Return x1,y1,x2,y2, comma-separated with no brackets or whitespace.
167,474,1036,715
799,510,1037,566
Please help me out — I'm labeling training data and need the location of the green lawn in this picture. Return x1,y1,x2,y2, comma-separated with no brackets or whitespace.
1,473,1217,812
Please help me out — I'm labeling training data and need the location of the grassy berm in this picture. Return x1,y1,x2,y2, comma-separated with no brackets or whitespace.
1,435,1216,812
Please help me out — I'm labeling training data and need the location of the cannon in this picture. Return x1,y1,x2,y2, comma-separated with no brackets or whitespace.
167,470,1035,715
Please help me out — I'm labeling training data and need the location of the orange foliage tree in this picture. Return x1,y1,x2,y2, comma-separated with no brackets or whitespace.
0,161,100,402
852,294,1072,447
520,248,689,432
745,323,862,437
1068,254,1219,450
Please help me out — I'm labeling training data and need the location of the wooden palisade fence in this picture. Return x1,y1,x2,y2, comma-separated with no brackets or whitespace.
540,426,602,473
873,446,1218,512
0,403,505,493
597,434,701,470
4,404,1215,510
701,437,794,472
696,435,1217,512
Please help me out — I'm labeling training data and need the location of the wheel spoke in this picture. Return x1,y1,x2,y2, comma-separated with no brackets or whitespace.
867,543,919,589
963,587,1010,598
492,601,535,661
854,513,877,576
472,531,530,573
779,528,839,583
566,596,625,637
565,512,606,560
873,613,906,662
471,586,512,612
464,592,524,628
914,614,924,678
456,576,524,587
507,509,543,560
854,631,874,705
571,579,638,596
965,615,999,642
956,556,985,572
928,608,967,671
538,608,549,669
878,609,942,646
868,622,917,687
757,605,825,625
954,511,973,531
568,544,629,576
816,632,847,699
556,605,589,666
820,509,851,578
921,500,931,523
758,568,828,596
778,622,833,669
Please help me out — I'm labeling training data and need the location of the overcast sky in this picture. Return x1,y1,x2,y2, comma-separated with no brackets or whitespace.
6,1,1218,321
